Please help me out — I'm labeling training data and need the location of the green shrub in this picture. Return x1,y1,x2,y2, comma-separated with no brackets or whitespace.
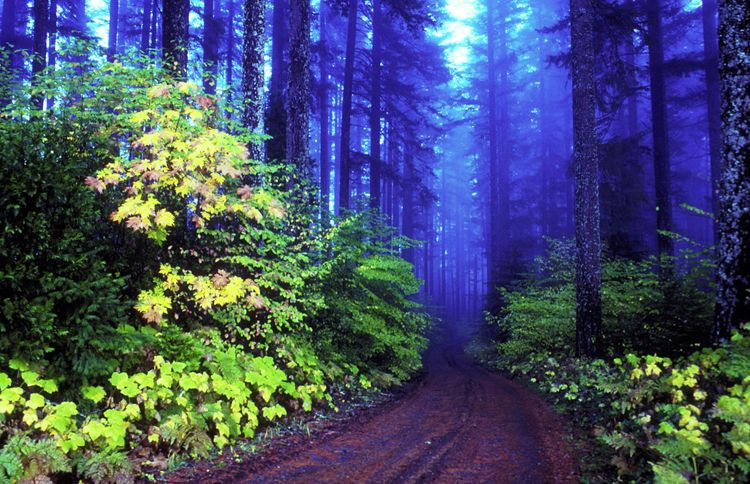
0,52,430,481
492,239,713,366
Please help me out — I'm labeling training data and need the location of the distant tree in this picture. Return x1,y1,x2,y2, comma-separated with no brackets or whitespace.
714,0,750,341
202,0,220,94
140,0,152,52
318,0,331,216
486,0,500,289
702,0,721,232
286,0,311,184
32,0,48,107
162,0,189,77
369,0,382,209
646,0,673,262
337,0,358,211
241,0,264,161
569,0,601,357
107,0,117,61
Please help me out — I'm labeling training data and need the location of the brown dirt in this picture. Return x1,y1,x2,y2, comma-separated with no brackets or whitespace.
164,328,578,483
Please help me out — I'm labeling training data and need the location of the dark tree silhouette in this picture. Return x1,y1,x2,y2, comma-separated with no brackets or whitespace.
715,0,750,341
337,0,357,211
646,0,673,262
162,0,189,77
570,0,601,357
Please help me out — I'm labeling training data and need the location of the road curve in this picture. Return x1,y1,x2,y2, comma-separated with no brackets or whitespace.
185,329,577,483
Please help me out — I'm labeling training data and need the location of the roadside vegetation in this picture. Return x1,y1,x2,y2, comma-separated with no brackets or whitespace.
0,56,429,482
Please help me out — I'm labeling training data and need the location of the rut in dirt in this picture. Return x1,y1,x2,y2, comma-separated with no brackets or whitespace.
193,326,577,483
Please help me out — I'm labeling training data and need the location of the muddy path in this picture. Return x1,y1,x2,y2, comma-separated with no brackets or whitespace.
178,327,577,483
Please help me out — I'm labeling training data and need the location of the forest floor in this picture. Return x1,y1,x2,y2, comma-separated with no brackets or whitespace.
158,326,578,483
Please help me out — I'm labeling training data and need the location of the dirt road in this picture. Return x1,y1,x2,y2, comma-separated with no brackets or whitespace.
180,329,577,483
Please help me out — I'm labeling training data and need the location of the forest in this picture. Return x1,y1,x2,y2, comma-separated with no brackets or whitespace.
0,0,748,481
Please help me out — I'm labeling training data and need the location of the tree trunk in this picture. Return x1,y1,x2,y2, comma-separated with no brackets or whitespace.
162,0,189,77
287,0,311,187
369,0,382,209
241,0,265,161
107,0,118,61
402,154,416,265
487,0,499,293
226,0,235,96
702,0,722,240
266,0,288,161
150,0,159,53
319,0,330,217
140,0,151,52
338,0,357,212
646,0,674,261
32,0,48,108
570,0,602,357
202,0,219,94
714,0,750,341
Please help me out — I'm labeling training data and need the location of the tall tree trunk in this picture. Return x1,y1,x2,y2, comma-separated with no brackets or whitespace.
486,0,499,293
369,0,382,209
702,0,722,239
45,0,56,105
319,0,330,217
646,0,674,261
570,0,602,357
203,0,219,94
226,0,235,97
150,0,159,53
714,0,750,342
266,0,288,161
286,0,311,186
31,0,47,108
498,4,511,284
140,0,152,52
241,0,265,161
338,0,357,211
402,154,416,265
107,0,118,61
162,0,189,77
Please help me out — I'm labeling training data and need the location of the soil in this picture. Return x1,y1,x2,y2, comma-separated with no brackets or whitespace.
161,326,578,483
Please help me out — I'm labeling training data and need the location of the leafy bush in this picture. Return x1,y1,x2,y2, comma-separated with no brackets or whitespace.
0,92,137,386
311,211,430,385
0,51,430,481
492,239,713,366
485,239,747,482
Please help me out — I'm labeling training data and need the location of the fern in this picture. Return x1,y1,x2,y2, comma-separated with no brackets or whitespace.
157,416,213,459
77,448,133,484
0,436,70,483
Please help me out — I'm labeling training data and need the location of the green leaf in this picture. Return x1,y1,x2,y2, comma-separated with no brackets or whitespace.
82,386,106,404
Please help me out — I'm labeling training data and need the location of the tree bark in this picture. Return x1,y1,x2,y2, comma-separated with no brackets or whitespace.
570,0,602,357
286,0,311,185
702,0,722,240
107,0,118,61
646,0,674,261
266,0,288,161
226,0,235,95
338,0,358,211
162,0,189,78
319,0,330,217
714,0,750,341
32,0,48,107
140,0,152,52
487,0,499,293
202,0,219,94
369,0,382,209
241,0,265,161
